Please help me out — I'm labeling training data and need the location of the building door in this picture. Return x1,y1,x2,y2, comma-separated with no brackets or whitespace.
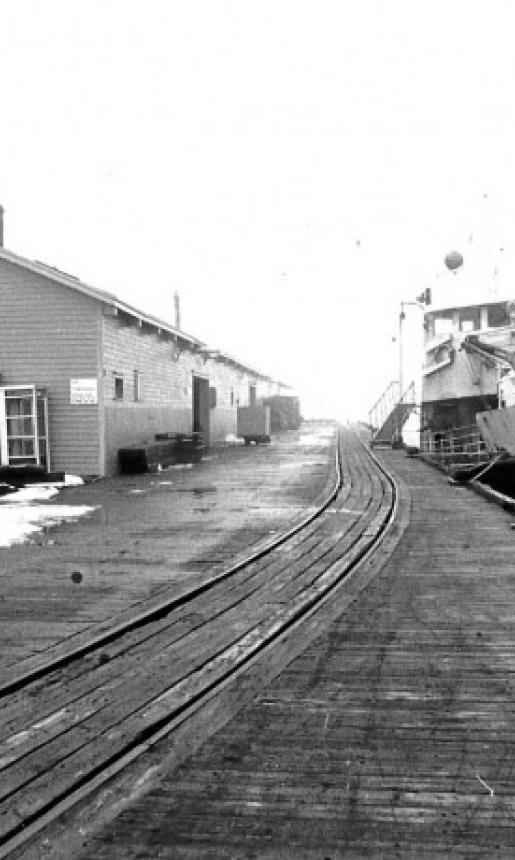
192,376,210,445
0,385,50,468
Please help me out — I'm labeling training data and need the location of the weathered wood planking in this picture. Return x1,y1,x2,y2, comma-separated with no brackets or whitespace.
0,430,391,846
59,441,515,859
0,425,335,675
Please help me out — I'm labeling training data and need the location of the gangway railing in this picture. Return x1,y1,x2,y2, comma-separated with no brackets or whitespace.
368,380,418,448
368,380,400,431
420,423,490,467
400,380,416,408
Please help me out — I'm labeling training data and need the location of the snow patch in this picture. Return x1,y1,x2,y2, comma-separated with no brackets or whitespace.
0,485,60,504
63,474,84,486
298,433,332,446
0,484,96,548
225,434,244,445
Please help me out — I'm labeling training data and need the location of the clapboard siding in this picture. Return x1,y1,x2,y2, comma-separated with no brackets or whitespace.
102,316,198,475
0,258,102,475
103,405,192,475
207,361,253,409
101,316,262,473
102,316,194,406
0,255,274,477
206,360,258,439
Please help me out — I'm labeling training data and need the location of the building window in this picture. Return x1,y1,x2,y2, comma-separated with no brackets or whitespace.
133,370,141,401
230,388,234,407
249,384,257,407
114,375,124,400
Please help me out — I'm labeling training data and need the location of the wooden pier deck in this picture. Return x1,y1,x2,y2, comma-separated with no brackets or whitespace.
54,443,515,859
0,424,335,674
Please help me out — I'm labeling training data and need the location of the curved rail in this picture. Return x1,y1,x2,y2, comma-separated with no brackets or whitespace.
0,429,398,858
0,438,341,698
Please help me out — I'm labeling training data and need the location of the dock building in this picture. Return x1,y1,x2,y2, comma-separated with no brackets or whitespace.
0,224,290,476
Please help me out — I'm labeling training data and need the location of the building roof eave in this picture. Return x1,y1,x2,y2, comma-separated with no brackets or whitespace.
0,247,203,347
200,347,272,381
112,299,202,346
0,245,291,382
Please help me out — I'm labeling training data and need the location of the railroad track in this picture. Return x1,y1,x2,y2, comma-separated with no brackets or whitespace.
0,428,398,858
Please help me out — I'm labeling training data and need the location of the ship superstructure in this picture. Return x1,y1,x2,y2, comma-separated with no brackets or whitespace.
368,258,515,457
421,288,515,445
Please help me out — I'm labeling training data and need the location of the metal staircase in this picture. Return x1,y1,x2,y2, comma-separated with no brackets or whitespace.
368,381,417,447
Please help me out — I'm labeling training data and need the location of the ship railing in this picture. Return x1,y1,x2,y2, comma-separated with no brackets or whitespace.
420,424,490,467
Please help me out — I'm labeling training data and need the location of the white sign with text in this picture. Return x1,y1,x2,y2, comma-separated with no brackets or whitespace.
70,378,98,405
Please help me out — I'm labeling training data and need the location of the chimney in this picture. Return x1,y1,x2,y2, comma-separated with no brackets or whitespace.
0,205,4,248
174,291,181,330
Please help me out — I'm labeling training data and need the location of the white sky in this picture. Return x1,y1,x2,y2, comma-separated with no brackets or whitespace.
1,0,515,419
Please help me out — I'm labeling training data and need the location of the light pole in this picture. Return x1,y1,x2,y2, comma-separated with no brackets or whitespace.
397,300,426,442
398,305,405,406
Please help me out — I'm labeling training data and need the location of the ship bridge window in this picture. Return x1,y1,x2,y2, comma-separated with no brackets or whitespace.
434,312,454,336
487,303,510,328
459,306,480,332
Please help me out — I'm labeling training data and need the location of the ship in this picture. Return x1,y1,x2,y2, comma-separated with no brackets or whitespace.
369,259,515,477
421,287,515,443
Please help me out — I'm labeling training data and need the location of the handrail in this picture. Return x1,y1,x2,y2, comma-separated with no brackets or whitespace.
368,380,400,430
420,422,490,466
368,380,398,415
368,379,417,433
399,380,416,405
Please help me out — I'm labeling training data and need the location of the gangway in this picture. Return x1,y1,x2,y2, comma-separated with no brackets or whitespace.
368,380,417,447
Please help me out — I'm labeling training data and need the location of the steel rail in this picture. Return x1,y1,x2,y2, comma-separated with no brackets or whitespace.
0,429,398,859
0,437,341,699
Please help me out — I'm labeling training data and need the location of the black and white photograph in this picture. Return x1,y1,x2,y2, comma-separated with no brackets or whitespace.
0,2,514,857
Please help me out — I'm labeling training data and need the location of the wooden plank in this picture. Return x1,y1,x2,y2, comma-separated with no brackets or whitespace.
0,422,337,680
0,429,393,843
49,438,515,858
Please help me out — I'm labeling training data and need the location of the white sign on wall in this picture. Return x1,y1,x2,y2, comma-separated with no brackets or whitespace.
70,378,98,405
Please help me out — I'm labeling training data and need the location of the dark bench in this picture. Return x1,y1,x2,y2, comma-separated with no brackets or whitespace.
0,465,65,486
118,433,205,474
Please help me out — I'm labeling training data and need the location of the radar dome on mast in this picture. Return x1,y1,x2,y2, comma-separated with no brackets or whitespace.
444,250,464,271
